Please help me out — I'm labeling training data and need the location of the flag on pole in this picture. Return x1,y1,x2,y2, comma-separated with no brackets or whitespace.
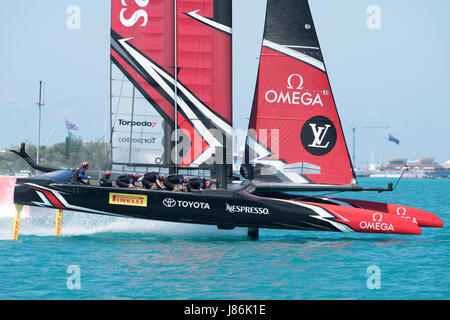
388,134,400,145
66,120,79,131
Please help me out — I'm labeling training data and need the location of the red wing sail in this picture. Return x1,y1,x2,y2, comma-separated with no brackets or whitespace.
111,1,174,167
176,0,232,166
243,0,354,185
110,0,232,168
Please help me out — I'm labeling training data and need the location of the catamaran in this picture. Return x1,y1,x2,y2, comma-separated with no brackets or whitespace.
11,0,443,240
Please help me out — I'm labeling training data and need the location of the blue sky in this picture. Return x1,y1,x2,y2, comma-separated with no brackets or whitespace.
1,0,449,167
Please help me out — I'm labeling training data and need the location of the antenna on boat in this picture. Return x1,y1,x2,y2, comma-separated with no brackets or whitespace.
351,125,390,169
45,114,65,146
392,166,409,191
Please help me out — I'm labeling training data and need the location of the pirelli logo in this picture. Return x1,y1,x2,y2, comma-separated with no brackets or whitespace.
109,193,148,207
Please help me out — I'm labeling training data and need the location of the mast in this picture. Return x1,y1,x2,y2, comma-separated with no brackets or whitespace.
128,85,136,163
109,61,113,169
173,0,178,171
215,132,228,189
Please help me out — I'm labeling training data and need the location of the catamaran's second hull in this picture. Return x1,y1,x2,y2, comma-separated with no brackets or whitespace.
312,197,443,228
13,179,423,235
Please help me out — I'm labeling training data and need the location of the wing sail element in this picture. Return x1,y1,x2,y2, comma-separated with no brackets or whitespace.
243,0,355,185
110,0,232,170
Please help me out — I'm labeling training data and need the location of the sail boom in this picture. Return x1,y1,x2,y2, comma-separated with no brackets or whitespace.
248,183,393,194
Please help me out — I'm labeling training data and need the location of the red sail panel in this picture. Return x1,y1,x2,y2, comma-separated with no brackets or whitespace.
177,0,214,166
176,0,232,166
249,47,353,185
245,0,354,185
111,0,175,167
177,0,232,123
111,0,232,167
177,1,214,117
111,0,175,121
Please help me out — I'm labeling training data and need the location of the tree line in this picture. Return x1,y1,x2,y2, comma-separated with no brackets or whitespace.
0,134,110,174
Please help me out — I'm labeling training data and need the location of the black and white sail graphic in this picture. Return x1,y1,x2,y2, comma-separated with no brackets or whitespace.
110,63,168,170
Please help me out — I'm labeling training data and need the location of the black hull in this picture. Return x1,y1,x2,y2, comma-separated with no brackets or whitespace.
14,180,345,233
14,177,429,235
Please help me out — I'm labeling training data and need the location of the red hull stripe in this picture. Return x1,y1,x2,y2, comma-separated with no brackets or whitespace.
309,202,422,235
31,187,65,209
290,199,422,235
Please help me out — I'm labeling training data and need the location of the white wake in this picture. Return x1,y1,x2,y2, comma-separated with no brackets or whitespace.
0,206,246,240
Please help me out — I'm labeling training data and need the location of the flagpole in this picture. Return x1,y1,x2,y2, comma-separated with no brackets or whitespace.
352,124,356,168
354,125,390,168
36,80,45,164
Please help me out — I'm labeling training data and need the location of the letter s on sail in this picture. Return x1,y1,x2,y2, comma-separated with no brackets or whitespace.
120,0,149,27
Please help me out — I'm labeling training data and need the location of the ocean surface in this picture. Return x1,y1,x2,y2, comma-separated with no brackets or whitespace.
0,178,448,300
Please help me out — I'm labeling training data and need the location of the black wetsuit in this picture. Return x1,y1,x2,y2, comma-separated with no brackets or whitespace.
71,167,89,185
116,174,136,188
100,176,112,187
142,172,161,189
163,174,184,191
186,178,206,192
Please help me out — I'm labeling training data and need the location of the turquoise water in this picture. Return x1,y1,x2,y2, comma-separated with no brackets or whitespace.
0,178,448,300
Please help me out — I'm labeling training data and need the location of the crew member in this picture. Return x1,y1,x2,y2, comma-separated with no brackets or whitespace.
71,161,91,185
116,173,140,188
186,177,211,192
163,174,185,191
100,171,112,187
142,171,165,190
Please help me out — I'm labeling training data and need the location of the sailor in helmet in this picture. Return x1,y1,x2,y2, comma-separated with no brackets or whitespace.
100,171,112,187
71,161,91,185
116,173,140,188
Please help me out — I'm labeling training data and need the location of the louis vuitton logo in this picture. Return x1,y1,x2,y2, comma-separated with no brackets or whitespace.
308,123,331,148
